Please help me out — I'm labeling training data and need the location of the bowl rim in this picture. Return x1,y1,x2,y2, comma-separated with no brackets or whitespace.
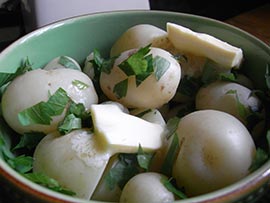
1,9,270,203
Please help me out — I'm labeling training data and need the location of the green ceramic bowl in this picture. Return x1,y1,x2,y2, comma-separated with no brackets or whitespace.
0,10,270,203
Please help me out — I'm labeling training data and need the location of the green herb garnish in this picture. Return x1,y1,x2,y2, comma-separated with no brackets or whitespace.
91,49,116,75
13,132,45,151
165,117,180,139
161,133,179,177
178,75,201,97
137,144,154,171
115,44,170,98
72,80,89,90
226,89,251,120
249,148,268,172
162,177,187,199
18,88,70,126
0,57,32,87
7,155,33,174
24,172,76,196
119,44,152,77
104,153,140,190
154,55,170,81
58,56,81,70
113,78,128,99
58,114,82,134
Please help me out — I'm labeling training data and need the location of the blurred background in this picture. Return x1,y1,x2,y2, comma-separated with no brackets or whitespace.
0,0,269,51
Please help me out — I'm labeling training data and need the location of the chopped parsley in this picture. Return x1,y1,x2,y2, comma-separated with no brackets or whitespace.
154,55,170,81
226,89,252,121
13,132,45,151
0,57,32,87
137,144,154,171
104,153,140,190
161,133,179,177
178,75,201,97
162,177,187,199
58,114,82,135
105,145,154,190
113,78,128,99
115,44,170,98
18,88,70,126
72,80,89,90
119,44,152,77
58,56,81,70
24,172,76,196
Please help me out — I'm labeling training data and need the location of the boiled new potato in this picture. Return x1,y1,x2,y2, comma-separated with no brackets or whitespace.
110,24,172,57
173,110,256,196
33,129,110,200
34,102,165,200
1,68,98,134
120,172,175,203
196,81,261,125
100,47,181,109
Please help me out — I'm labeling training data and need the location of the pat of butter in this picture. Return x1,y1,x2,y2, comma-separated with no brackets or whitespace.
167,22,243,68
91,103,164,154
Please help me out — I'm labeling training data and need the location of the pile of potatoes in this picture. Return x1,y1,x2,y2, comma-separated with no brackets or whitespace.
1,23,265,203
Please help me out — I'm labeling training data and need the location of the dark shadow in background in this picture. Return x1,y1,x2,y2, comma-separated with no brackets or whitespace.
149,0,269,20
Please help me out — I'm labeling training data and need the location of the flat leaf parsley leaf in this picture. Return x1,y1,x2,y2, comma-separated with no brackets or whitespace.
115,44,170,99
58,56,80,70
119,44,152,77
137,144,154,171
0,57,32,87
24,172,76,196
113,78,128,99
18,88,70,126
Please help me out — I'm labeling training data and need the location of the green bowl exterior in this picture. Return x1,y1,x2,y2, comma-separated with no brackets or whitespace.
0,10,270,203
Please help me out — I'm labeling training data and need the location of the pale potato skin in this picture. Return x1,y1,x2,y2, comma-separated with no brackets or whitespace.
110,24,172,57
100,47,181,109
172,110,256,196
33,129,110,200
196,81,261,125
120,172,175,203
1,68,98,134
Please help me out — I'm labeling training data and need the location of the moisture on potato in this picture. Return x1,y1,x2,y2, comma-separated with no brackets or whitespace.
100,47,181,109
195,81,261,125
120,172,175,203
1,68,98,134
172,110,256,196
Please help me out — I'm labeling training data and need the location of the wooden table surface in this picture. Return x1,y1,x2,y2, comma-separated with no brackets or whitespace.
225,3,270,45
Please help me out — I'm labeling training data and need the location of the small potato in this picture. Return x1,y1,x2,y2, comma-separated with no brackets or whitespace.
100,47,181,109
1,68,98,134
110,24,172,57
33,129,110,200
173,110,256,196
120,172,175,203
196,81,261,125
